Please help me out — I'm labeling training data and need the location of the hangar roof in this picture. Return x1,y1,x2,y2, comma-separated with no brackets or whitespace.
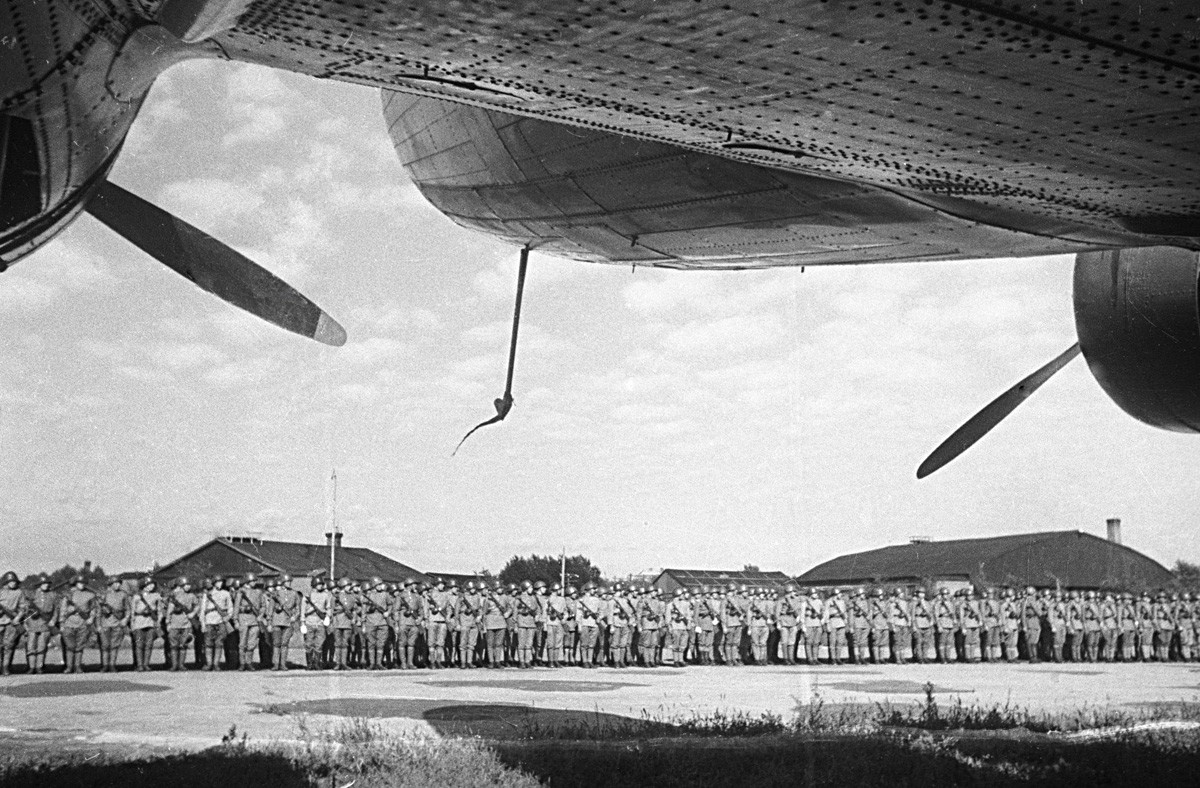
796,531,1173,591
154,537,429,584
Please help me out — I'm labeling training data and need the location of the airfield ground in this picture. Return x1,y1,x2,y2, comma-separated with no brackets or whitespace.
3,658,1200,786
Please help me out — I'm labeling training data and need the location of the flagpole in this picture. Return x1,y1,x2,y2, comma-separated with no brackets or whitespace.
328,469,338,580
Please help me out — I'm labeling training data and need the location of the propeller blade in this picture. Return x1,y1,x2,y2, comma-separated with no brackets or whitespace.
917,343,1081,479
85,181,346,346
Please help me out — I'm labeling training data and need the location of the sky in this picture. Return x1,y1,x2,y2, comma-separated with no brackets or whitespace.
2,59,1197,579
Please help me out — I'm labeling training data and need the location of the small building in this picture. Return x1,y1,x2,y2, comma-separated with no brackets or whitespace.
153,535,429,593
425,571,494,588
795,529,1173,594
653,568,793,596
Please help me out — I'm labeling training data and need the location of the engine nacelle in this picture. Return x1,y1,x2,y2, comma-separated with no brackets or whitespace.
1074,247,1200,431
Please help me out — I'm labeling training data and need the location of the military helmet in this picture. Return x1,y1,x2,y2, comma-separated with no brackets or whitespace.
534,580,546,590
448,579,458,589
521,579,533,590
337,577,350,588
552,582,562,591
583,581,595,591
175,576,189,588
567,585,578,596
493,580,503,590
72,574,85,585
727,582,738,592
872,588,883,597
2,571,18,585
465,580,475,591
38,574,51,586
371,576,383,587
434,577,445,586
140,576,155,589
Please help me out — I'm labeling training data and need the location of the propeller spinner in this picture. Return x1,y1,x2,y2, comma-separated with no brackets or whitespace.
85,180,346,346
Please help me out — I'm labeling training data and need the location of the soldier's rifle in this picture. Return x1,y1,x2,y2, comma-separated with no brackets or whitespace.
168,591,194,619
0,598,29,626
301,592,330,624
202,589,232,627
670,603,687,625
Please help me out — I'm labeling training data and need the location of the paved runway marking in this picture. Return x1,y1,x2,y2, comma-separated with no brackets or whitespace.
0,680,171,698
418,679,645,693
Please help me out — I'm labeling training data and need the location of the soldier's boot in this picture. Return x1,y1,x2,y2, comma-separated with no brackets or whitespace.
1,650,12,675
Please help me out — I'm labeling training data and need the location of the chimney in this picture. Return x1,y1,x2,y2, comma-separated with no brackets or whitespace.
1106,518,1122,545
326,532,343,547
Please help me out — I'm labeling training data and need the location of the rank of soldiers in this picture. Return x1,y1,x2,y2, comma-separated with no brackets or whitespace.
2,570,1198,673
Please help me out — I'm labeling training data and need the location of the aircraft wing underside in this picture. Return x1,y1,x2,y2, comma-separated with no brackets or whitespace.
210,0,1200,260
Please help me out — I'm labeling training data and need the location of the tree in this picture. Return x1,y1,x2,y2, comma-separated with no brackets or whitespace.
498,554,603,589
23,561,108,590
1171,560,1200,593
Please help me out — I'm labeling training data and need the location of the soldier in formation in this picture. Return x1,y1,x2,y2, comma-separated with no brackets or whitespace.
5,571,1200,673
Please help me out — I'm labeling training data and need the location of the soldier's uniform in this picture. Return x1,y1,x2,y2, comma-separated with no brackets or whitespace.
1081,591,1102,661
164,578,197,671
847,589,871,664
932,589,957,663
1046,592,1067,662
544,584,569,668
744,591,770,665
958,591,983,662
128,578,162,672
1099,593,1119,661
888,589,912,663
1118,593,1138,661
394,579,423,669
571,583,598,668
663,589,691,667
717,585,742,666
635,589,662,667
426,580,452,668
999,589,1021,662
96,578,131,672
563,586,580,666
691,588,715,665
866,589,890,664
609,587,634,668
1065,592,1084,661
329,578,357,670
513,581,539,668
773,586,799,665
481,583,508,668
1020,589,1043,662
453,582,482,668
1135,592,1154,661
268,576,300,670
198,578,233,671
23,576,58,674
361,578,391,670
980,589,1002,662
800,589,824,665
0,572,29,675
301,578,332,670
59,577,97,674
1152,592,1174,661
910,590,934,663
233,575,265,670
1178,594,1197,662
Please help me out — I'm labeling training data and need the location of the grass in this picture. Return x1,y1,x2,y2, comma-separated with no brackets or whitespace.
0,721,540,788
6,692,1200,787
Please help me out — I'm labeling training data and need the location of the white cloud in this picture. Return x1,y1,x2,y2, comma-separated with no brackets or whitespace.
159,177,265,228
661,313,785,356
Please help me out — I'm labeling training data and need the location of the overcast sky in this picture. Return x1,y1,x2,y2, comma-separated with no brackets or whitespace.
2,60,1197,579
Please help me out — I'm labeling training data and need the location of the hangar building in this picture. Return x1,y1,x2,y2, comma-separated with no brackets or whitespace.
795,528,1173,593
153,535,428,592
653,568,792,595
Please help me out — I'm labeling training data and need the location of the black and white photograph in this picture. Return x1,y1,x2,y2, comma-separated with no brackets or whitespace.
2,1,1200,785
